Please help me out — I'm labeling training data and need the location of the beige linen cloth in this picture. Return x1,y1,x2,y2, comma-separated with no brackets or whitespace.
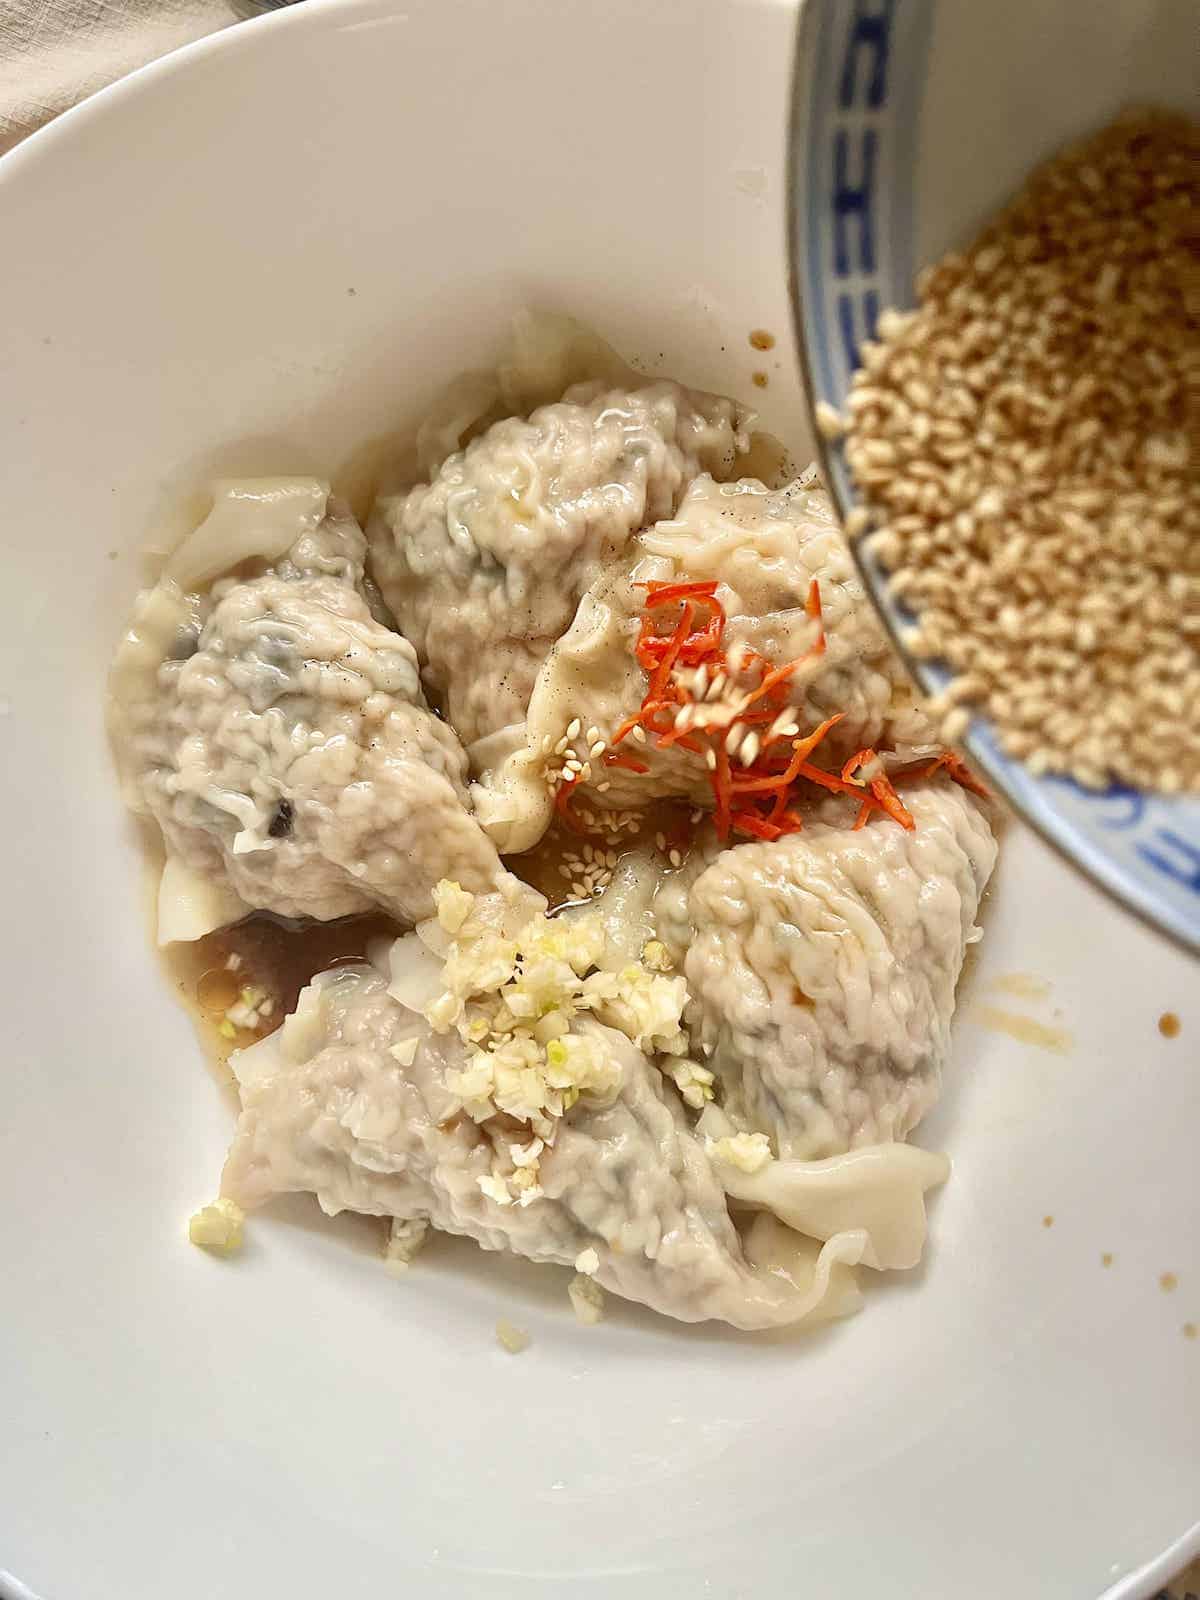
0,0,247,154
0,6,1197,1597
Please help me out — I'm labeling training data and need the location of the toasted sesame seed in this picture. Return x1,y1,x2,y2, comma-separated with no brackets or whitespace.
739,732,761,766
704,747,717,770
668,848,683,867
567,719,581,739
844,506,871,539
840,110,1200,795
631,724,648,744
816,401,846,439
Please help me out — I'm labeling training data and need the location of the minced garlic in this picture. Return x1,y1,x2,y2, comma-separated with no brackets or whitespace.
496,1318,531,1354
405,883,693,1210
383,1216,429,1273
706,1131,773,1174
222,985,274,1034
641,939,673,972
433,878,474,934
188,1197,245,1255
568,1273,605,1325
665,1057,716,1110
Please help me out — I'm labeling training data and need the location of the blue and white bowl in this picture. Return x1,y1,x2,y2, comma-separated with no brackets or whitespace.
787,0,1199,956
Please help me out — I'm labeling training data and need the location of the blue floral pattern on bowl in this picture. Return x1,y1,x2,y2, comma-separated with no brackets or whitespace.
786,0,1199,957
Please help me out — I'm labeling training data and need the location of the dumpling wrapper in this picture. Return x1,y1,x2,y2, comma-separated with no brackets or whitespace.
156,855,250,946
165,477,330,592
222,962,869,1331
701,1107,949,1272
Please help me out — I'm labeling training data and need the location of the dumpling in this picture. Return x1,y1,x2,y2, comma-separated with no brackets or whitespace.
367,381,752,749
640,473,936,746
652,827,723,965
475,471,940,853
220,961,865,1331
674,781,998,1159
109,479,506,931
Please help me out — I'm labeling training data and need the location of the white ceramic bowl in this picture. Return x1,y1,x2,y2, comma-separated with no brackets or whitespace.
789,0,1200,956
0,4,1196,1598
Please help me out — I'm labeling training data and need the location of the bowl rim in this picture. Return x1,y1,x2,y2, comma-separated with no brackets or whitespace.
0,0,336,183
0,4,1196,1596
783,0,1198,965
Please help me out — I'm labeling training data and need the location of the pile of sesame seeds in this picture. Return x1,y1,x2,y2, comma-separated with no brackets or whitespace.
570,802,644,846
558,841,621,900
541,719,611,794
671,649,810,770
653,832,687,869
826,110,1200,793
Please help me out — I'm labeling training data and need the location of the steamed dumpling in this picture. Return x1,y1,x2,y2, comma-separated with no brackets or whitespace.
475,472,940,853
367,381,752,748
221,961,865,1330
672,781,998,1159
110,479,507,930
632,471,937,763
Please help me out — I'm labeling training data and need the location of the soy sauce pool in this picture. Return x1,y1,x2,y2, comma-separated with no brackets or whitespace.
166,797,703,1070
165,910,401,1072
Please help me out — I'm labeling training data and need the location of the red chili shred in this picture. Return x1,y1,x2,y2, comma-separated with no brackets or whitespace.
597,575,986,844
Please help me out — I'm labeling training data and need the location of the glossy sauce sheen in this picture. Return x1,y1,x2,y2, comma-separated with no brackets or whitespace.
515,799,698,909
164,799,700,1068
165,911,400,1071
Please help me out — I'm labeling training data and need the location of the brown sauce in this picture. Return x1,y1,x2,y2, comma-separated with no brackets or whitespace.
509,796,701,910
738,429,796,488
971,1005,1072,1055
165,910,400,1071
989,972,1052,1002
165,794,704,1068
